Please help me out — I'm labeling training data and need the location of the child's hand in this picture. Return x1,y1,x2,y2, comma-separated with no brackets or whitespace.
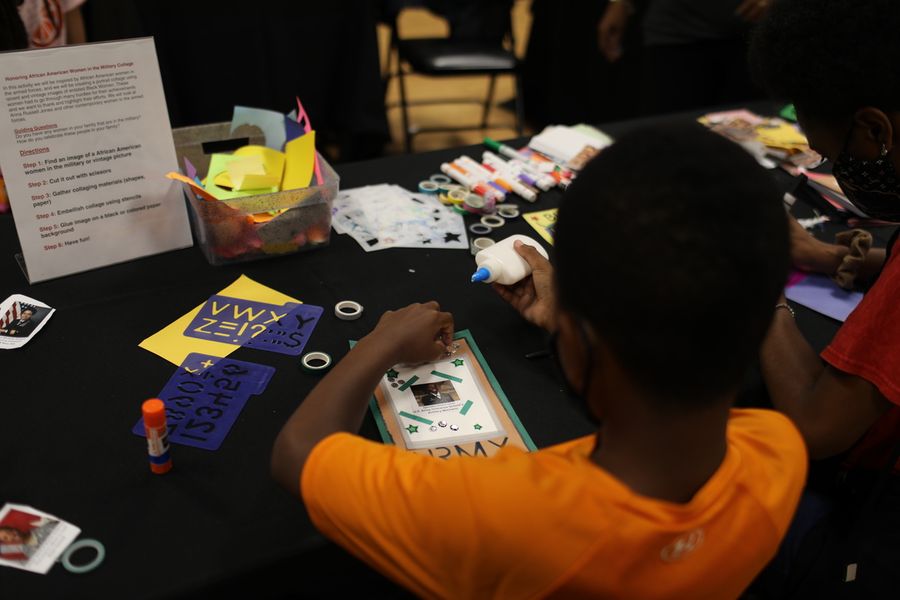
365,302,454,365
492,241,558,332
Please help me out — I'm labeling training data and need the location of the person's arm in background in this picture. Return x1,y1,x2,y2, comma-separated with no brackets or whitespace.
598,0,636,63
760,297,891,458
789,215,886,284
271,302,454,497
64,5,86,44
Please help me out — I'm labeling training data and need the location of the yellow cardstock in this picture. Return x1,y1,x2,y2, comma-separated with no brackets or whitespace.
282,131,316,192
139,274,300,365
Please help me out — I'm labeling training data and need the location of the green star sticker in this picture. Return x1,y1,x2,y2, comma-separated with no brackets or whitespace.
474,424,482,430
386,368,399,379
406,424,419,434
452,358,464,367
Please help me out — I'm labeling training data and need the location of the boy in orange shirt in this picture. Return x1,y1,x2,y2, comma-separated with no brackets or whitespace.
272,124,807,599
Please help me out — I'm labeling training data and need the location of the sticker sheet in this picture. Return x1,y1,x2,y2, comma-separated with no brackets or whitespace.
332,184,467,251
0,504,80,574
0,294,54,350
368,330,535,458
131,353,275,450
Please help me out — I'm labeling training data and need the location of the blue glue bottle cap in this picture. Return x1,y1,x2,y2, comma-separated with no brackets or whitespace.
471,267,491,283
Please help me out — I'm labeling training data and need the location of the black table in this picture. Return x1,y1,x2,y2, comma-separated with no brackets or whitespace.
1,108,885,599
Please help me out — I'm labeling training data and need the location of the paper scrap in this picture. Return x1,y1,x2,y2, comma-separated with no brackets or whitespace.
205,153,278,200
785,273,863,322
230,105,287,151
282,131,316,192
138,275,300,365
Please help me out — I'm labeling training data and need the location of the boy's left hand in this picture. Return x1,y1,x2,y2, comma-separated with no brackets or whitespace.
364,302,454,366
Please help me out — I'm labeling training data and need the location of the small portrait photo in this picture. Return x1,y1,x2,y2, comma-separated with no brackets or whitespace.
412,380,460,407
0,302,48,339
0,508,59,562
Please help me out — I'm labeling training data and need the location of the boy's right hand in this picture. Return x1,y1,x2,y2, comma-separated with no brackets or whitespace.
363,301,455,366
492,241,558,332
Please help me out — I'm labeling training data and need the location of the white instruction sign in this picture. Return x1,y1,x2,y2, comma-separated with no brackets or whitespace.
0,38,192,282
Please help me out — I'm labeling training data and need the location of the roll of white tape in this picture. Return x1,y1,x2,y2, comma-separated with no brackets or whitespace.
497,205,520,219
480,215,506,228
335,300,363,320
468,223,492,235
471,237,496,255
301,351,333,373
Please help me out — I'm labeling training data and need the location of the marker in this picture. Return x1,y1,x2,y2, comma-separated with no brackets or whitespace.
455,156,518,196
142,398,172,475
451,159,509,198
483,151,555,191
470,157,539,202
484,137,522,161
440,162,504,203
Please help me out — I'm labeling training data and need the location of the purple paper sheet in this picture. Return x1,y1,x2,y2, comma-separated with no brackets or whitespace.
132,353,275,450
244,303,324,356
183,295,299,345
785,273,863,322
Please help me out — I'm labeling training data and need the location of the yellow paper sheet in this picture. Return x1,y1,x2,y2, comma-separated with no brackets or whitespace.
282,131,316,191
230,146,285,190
139,274,300,365
205,153,278,200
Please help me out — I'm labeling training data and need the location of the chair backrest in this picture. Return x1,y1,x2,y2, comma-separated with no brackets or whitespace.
392,1,516,50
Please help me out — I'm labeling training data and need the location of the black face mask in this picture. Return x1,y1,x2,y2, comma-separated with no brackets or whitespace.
549,321,600,425
832,135,900,222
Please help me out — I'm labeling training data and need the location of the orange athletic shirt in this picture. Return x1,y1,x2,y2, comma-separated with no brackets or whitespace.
301,408,806,599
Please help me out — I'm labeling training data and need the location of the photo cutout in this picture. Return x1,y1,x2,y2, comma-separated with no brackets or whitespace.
412,380,460,407
0,503,80,574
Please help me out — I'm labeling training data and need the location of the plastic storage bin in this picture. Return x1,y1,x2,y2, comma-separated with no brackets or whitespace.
171,122,338,265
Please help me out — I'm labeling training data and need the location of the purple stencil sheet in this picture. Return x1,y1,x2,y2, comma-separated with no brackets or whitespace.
244,303,324,355
132,353,275,450
183,295,299,345
785,273,863,322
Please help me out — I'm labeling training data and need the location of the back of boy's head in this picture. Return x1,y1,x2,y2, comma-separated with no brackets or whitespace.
555,124,788,410
749,0,900,120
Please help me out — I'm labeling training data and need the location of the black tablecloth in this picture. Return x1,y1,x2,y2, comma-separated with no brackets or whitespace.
0,107,884,599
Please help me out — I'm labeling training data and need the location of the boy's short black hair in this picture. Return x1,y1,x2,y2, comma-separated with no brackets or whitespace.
555,123,788,410
749,0,900,120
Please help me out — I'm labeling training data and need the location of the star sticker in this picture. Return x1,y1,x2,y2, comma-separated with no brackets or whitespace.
386,369,399,379
201,359,214,369
444,232,461,242
474,424,482,430
406,424,419,434
451,358,464,367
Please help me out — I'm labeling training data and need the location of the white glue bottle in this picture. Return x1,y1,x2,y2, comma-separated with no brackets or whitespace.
471,234,549,285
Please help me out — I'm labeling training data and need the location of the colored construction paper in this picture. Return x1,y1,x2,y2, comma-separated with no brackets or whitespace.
184,156,198,181
244,303,324,355
131,353,276,450
139,275,301,365
230,105,286,151
166,171,219,202
282,131,316,192
285,115,304,144
205,153,278,200
785,273,863,322
231,145,285,189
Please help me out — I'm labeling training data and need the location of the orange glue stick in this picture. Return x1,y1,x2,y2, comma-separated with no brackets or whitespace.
142,398,172,474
